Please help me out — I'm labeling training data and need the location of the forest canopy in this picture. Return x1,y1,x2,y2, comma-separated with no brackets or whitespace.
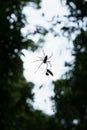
0,0,87,130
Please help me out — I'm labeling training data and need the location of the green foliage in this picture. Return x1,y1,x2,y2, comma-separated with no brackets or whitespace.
48,0,87,39
65,0,87,18
52,1,87,129
0,0,50,129
1,0,87,129
52,30,87,129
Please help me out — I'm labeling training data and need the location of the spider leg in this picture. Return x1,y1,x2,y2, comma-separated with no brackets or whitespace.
31,59,42,63
42,62,48,74
42,49,45,57
47,61,52,68
48,52,53,59
32,56,43,63
36,56,43,61
45,63,53,76
35,62,43,73
46,62,49,70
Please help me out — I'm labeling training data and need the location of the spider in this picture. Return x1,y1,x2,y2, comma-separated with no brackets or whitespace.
34,49,53,73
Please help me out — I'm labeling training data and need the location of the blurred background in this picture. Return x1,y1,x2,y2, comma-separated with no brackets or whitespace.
0,0,87,130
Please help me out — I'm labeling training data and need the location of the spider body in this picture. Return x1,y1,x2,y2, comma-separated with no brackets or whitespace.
43,55,48,63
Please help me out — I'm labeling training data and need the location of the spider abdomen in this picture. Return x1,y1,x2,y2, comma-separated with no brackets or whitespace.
43,55,48,63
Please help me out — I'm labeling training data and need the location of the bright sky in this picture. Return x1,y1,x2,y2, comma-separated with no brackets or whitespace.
21,0,74,115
